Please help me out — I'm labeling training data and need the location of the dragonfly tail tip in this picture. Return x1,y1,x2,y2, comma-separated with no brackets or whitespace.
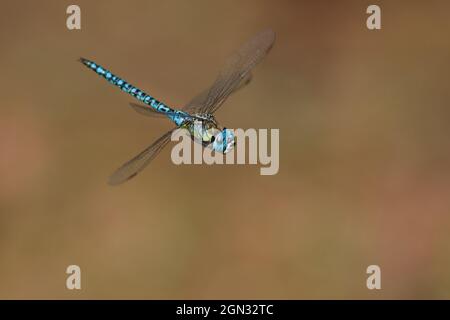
78,57,90,65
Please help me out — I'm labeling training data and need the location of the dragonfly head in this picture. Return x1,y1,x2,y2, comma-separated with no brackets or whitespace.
212,128,235,153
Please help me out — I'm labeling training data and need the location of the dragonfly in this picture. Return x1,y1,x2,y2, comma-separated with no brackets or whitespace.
80,28,275,185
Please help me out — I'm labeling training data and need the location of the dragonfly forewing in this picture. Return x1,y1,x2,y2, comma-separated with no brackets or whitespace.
183,28,275,115
108,128,176,185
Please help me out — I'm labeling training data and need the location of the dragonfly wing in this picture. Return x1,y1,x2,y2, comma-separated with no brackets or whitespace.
184,29,275,115
108,128,176,185
130,103,167,117
182,88,210,114
233,71,253,93
182,72,253,114
203,29,275,114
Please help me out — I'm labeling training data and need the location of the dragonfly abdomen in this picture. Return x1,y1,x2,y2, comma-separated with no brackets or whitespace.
79,58,175,114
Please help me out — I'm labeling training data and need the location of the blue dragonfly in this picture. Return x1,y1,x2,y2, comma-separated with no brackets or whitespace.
80,29,275,185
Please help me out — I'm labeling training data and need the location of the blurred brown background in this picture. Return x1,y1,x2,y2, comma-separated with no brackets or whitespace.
0,0,449,299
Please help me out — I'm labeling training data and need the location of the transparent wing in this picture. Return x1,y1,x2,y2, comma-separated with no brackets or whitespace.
108,128,176,185
183,72,252,114
129,103,167,118
183,28,275,115
234,72,253,92
130,103,187,118
183,88,210,114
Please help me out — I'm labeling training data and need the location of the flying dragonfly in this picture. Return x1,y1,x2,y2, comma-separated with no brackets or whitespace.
80,28,275,185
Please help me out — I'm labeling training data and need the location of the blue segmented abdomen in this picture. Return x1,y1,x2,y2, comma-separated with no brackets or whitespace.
79,58,180,120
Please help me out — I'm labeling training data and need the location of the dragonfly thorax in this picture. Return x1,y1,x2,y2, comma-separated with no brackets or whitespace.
183,114,220,146
192,113,217,125
181,114,235,154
